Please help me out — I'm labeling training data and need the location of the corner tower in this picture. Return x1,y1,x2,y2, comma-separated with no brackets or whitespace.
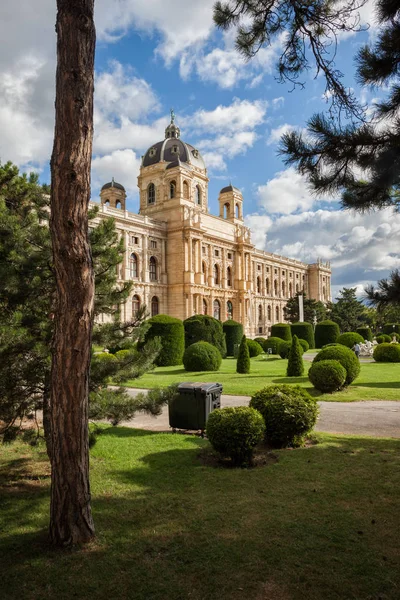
218,184,244,222
100,178,126,210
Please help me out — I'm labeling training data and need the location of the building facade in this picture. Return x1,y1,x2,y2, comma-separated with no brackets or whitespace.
94,115,331,337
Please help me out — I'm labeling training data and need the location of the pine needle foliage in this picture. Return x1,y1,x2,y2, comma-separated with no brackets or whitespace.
236,335,251,374
286,335,304,377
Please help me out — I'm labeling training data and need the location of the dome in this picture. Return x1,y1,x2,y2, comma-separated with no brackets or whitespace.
220,184,241,194
101,178,125,192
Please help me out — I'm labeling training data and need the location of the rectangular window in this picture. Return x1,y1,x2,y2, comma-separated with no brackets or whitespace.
150,240,157,249
227,252,232,259
266,266,269,272
296,273,299,279
214,249,219,257
257,265,261,271
282,270,285,275
202,246,207,255
289,271,293,277
274,269,277,275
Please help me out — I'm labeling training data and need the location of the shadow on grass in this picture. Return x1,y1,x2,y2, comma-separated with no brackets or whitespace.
353,381,400,389
272,376,309,385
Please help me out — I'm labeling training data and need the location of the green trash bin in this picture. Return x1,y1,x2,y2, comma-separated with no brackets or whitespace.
169,382,222,432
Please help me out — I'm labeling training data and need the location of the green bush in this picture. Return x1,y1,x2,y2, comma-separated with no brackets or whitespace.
142,314,184,366
254,337,266,348
383,323,400,336
291,322,315,349
270,323,292,342
114,349,131,360
313,345,360,385
298,339,309,352
322,343,343,348
237,335,250,374
376,334,391,344
247,339,264,357
315,320,340,348
264,337,283,354
286,335,304,377
249,385,318,448
356,327,373,341
206,406,265,466
308,360,347,393
182,341,222,372
184,315,227,358
337,332,364,348
278,340,292,359
373,343,400,363
223,320,243,357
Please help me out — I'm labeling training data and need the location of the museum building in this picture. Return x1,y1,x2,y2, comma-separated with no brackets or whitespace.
93,115,331,337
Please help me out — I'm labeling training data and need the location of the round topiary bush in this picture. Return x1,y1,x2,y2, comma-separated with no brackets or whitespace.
336,332,364,349
373,343,400,363
298,339,309,352
270,323,292,342
184,315,227,357
264,337,283,354
376,334,392,344
142,314,184,366
247,339,264,357
291,322,315,349
287,335,304,377
249,385,318,447
278,340,292,359
254,337,266,349
313,345,360,385
182,341,222,372
315,320,340,348
356,327,373,342
308,360,347,393
223,320,244,357
237,335,250,374
206,406,265,466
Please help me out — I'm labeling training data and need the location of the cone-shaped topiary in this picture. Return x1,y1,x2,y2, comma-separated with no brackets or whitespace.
184,314,227,357
223,320,243,356
291,322,315,348
286,335,304,376
236,335,250,374
271,323,292,342
315,320,339,348
356,327,373,341
142,314,184,366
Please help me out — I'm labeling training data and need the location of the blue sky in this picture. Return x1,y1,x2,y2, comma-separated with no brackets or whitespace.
1,0,398,300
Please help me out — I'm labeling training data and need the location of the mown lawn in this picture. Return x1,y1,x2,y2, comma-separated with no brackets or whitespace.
127,356,400,401
1,430,399,600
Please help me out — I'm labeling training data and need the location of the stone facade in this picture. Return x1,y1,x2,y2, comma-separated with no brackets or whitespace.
94,117,331,336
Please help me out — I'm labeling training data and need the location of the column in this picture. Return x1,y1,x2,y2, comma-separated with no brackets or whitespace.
142,234,148,282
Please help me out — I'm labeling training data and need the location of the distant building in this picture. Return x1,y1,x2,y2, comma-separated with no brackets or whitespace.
93,114,331,336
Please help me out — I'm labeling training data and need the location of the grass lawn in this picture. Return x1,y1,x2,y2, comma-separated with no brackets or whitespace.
1,430,399,600
127,356,400,401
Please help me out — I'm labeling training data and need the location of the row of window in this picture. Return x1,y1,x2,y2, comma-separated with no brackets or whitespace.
258,304,282,322
256,277,303,296
201,299,233,321
147,181,202,205
132,295,159,317
130,254,158,281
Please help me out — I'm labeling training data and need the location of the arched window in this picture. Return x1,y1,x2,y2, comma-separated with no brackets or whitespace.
183,180,189,199
224,203,230,219
196,185,201,205
274,280,278,295
147,183,155,205
202,261,208,283
104,199,110,205
282,281,286,297
227,266,232,287
115,201,121,209
296,283,299,293
213,299,221,320
149,256,157,281
258,304,263,322
213,264,219,285
130,253,138,278
266,278,270,295
267,305,272,320
170,180,176,199
151,296,159,317
275,306,279,320
322,286,326,300
203,298,208,315
132,295,140,317
289,282,293,297
257,276,261,294
227,301,233,319
235,203,240,218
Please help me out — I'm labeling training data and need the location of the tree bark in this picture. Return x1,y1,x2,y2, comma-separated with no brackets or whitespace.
49,0,96,546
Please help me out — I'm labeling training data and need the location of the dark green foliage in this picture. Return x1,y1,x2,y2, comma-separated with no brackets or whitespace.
313,346,360,386
298,339,309,352
183,342,222,372
284,293,326,325
315,320,340,348
249,385,318,448
376,334,392,344
247,339,264,357
366,271,400,312
286,335,304,377
308,360,347,393
223,320,244,357
206,406,265,466
337,332,364,348
278,341,292,359
270,323,292,342
254,337,266,348
236,335,250,374
184,314,227,358
142,314,184,366
383,323,400,336
290,322,315,349
264,337,283,354
329,288,366,333
373,343,400,363
356,327,373,341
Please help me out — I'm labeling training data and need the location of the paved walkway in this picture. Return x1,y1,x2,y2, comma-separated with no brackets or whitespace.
122,388,400,438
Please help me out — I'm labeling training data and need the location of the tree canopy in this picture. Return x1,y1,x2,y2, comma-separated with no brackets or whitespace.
283,292,327,324
329,287,366,332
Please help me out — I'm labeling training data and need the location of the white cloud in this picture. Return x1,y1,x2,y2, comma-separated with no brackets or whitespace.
256,167,318,214
272,97,284,108
91,149,141,198
267,123,297,145
189,99,267,134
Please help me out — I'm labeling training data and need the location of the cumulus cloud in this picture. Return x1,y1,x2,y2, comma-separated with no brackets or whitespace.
267,123,298,145
91,149,141,199
256,167,319,214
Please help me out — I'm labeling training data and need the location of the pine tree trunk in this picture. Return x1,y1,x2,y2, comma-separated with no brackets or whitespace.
49,0,96,546
42,371,52,460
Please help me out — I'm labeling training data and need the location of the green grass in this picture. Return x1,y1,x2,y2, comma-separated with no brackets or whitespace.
127,356,400,401
1,430,399,600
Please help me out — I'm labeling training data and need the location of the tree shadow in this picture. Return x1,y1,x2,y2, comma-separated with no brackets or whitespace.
352,381,400,389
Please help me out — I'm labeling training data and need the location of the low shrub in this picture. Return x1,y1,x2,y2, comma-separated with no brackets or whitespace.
322,343,342,348
223,320,244,357
291,322,315,349
184,314,227,357
315,320,340,348
247,339,264,357
278,340,292,359
254,337,266,348
356,327,373,341
313,345,360,385
249,385,318,448
182,341,222,372
376,334,391,344
286,335,304,377
373,343,400,363
298,339,309,352
271,323,292,342
308,360,347,393
237,335,250,374
264,337,283,354
337,332,364,349
206,406,265,466
142,314,184,366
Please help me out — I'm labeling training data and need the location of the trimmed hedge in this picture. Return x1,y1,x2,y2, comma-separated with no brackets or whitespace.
376,334,391,344
383,323,400,336
373,343,400,363
182,341,222,372
313,345,360,386
315,320,340,348
270,323,292,342
223,320,244,357
184,314,227,358
287,335,304,377
308,360,347,393
264,337,283,354
249,384,318,447
237,335,250,374
291,322,315,349
142,314,184,366
254,337,266,348
298,339,309,352
278,340,292,359
336,332,364,349
356,327,373,341
206,406,265,466
247,339,264,357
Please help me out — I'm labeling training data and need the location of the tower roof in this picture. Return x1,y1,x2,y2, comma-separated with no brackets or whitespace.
101,177,125,192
